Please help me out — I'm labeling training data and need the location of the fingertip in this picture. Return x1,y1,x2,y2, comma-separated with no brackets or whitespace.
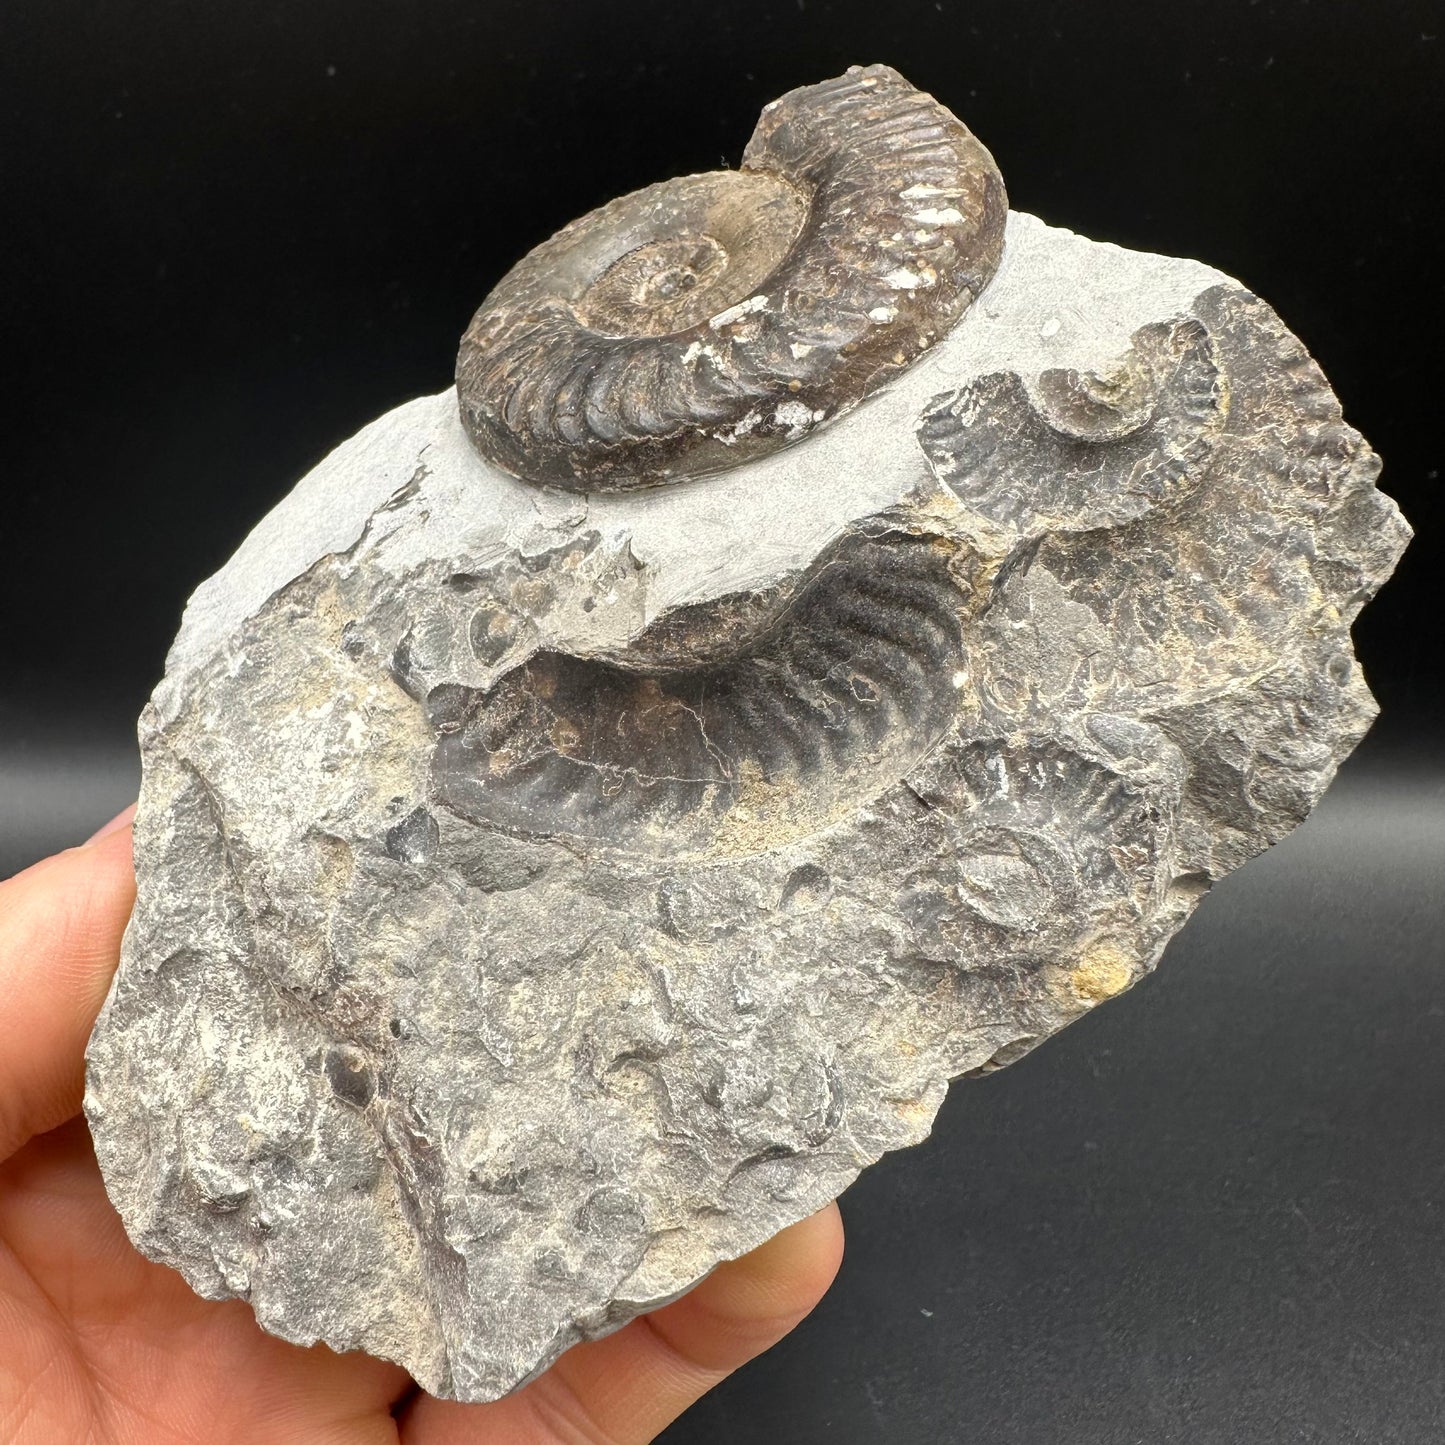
85,802,138,846
399,1205,847,1445
644,1202,845,1377
715,1200,847,1314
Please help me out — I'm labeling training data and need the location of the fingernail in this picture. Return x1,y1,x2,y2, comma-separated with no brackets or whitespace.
86,803,138,844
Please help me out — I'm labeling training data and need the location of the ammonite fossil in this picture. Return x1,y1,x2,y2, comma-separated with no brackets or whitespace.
88,61,1408,1407
456,64,1007,491
432,526,970,856
918,317,1226,545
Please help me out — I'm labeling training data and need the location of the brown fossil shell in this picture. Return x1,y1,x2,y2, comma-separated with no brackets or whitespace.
455,65,1007,492
431,525,970,855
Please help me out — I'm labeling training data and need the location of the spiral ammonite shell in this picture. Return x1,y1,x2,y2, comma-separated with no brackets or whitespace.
431,525,970,856
455,64,1007,491
918,318,1226,543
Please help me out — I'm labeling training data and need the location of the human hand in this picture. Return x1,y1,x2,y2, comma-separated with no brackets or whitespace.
0,809,844,1443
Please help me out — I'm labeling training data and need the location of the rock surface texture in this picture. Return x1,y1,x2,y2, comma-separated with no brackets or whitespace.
86,124,1408,1400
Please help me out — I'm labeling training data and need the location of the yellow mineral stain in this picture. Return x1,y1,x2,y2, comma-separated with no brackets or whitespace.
1069,942,1135,1004
893,1098,933,1129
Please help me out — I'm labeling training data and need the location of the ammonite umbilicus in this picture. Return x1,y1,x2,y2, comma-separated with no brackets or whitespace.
455,64,1007,491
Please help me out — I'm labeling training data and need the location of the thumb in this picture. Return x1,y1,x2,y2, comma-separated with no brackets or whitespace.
0,809,136,1159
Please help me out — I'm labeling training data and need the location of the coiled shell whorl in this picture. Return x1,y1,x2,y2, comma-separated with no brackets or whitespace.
456,65,1007,492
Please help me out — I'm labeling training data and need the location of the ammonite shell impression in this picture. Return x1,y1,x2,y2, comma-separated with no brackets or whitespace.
455,64,1007,491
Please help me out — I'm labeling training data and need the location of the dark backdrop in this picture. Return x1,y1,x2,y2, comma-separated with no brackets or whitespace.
2,3,1441,1442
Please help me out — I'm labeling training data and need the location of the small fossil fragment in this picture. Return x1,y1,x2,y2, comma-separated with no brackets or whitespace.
918,316,1225,544
86,66,1408,1405
456,64,1006,491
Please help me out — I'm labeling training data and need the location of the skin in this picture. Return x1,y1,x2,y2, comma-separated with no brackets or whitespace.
0,808,844,1444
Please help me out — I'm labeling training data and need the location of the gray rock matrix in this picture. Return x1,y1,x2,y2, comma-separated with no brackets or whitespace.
86,212,1409,1401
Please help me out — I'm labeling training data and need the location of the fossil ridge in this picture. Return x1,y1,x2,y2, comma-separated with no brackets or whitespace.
85,210,1409,1401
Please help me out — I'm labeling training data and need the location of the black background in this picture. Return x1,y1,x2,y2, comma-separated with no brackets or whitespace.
1,3,1441,1441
